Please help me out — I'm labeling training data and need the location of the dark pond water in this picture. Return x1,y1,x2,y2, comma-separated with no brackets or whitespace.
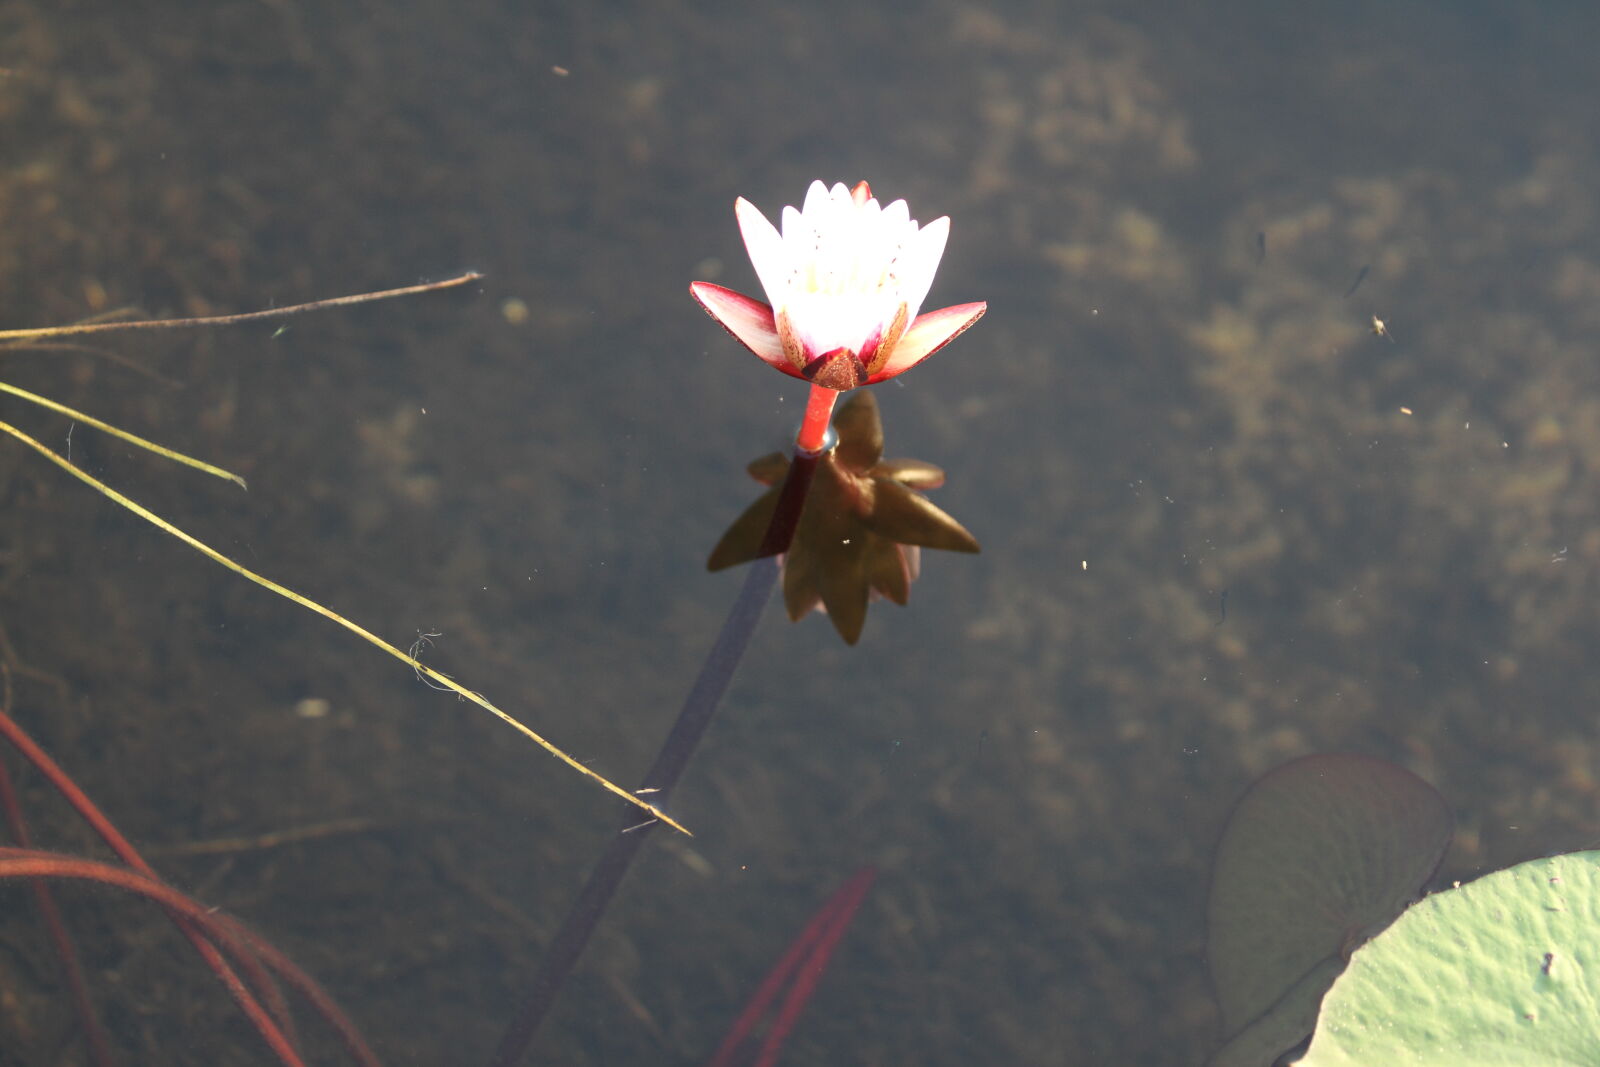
3,1,1600,1064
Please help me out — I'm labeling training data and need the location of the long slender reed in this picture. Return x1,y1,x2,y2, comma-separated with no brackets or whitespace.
0,274,483,344
0,269,682,831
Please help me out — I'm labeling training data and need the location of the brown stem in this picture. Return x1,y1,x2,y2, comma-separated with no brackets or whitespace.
756,449,820,558
0,272,483,343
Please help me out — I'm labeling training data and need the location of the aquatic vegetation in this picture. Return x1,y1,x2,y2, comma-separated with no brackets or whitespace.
0,677,377,1067
492,180,986,1066
707,866,877,1067
1207,758,1600,1065
1302,850,1600,1065
1206,754,1452,1066
0,280,679,831
2,176,981,1062
0,272,722,1062
709,389,979,644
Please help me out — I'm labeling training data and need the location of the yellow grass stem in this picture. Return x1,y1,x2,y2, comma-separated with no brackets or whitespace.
0,381,246,487
0,417,687,835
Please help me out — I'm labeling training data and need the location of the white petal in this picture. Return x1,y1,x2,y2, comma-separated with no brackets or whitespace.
896,216,950,320
735,198,790,308
804,180,835,217
782,290,877,361
777,203,801,243
710,182,981,383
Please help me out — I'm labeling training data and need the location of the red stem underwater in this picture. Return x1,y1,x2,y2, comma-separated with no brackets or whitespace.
0,848,309,1067
706,865,877,1067
0,730,113,1067
751,866,876,1067
0,707,381,1067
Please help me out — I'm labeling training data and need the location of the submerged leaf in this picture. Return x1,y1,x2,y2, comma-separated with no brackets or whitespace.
864,480,980,553
866,539,912,605
872,457,945,489
747,450,789,485
833,388,885,469
1206,753,1452,1066
708,485,782,572
704,390,979,644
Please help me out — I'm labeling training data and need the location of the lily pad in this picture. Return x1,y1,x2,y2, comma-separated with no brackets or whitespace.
1207,754,1453,1065
1299,850,1600,1066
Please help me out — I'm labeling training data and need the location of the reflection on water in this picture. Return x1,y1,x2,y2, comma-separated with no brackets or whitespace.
3,1,1600,1063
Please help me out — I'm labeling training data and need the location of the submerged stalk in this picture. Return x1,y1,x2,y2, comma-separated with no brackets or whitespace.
489,384,834,1066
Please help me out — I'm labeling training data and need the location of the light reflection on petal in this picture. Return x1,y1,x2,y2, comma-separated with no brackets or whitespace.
693,181,982,388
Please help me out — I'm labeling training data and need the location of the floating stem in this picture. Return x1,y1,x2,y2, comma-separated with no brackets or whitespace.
0,273,483,343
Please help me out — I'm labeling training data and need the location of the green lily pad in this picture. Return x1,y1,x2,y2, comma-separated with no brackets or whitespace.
1299,850,1600,1066
1207,754,1452,1065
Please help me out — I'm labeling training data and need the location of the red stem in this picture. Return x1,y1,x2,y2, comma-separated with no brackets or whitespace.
215,912,384,1067
0,710,165,879
0,708,380,1067
0,848,308,1067
0,745,114,1067
752,867,876,1067
753,384,840,559
794,384,839,456
0,710,289,1039
707,866,877,1067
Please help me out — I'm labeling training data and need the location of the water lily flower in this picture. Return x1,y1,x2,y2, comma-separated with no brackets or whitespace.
708,390,979,645
691,180,986,392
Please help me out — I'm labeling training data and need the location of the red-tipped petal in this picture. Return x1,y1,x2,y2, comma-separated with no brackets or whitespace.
867,301,987,383
689,282,801,378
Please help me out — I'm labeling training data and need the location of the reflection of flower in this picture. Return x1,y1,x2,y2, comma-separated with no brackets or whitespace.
708,391,979,644
691,181,986,391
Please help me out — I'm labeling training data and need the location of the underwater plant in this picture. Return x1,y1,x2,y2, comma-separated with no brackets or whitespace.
1206,754,1452,1066
708,389,980,645
0,277,677,830
1300,849,1600,1065
0,666,378,1066
706,866,878,1067
0,271,684,1061
4,180,982,1065
491,180,986,1065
